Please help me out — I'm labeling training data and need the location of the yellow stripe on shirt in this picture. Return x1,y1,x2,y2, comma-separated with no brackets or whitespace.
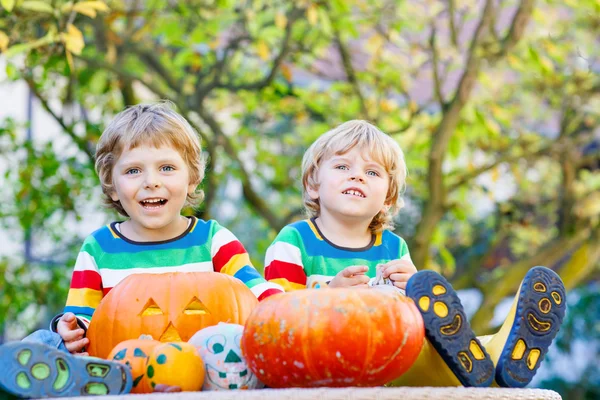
306,219,323,241
107,224,120,239
269,278,306,291
374,232,383,246
65,288,103,309
220,253,251,276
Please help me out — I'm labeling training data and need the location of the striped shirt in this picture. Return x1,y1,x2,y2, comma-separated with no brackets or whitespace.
265,219,412,291
65,217,283,327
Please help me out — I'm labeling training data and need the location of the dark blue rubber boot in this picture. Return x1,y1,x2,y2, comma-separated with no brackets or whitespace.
0,341,132,398
493,266,566,387
407,270,494,387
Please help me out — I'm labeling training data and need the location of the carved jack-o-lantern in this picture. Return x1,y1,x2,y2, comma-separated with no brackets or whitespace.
189,323,264,390
87,272,258,359
107,335,161,393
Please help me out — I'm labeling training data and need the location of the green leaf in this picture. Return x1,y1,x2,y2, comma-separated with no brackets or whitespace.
438,246,456,276
448,134,462,159
19,1,54,13
1,0,15,12
5,62,19,80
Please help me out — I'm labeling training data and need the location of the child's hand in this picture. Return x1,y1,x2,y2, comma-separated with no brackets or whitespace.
328,266,370,288
153,384,182,393
57,312,89,354
380,259,417,290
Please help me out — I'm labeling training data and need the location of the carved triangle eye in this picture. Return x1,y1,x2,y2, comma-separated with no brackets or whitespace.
140,299,164,316
183,297,210,315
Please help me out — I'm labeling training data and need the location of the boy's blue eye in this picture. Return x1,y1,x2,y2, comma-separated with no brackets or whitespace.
126,168,140,175
335,165,348,170
161,165,175,172
367,170,379,177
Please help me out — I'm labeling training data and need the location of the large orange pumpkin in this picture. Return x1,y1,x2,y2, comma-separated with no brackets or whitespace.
242,288,425,388
87,272,258,359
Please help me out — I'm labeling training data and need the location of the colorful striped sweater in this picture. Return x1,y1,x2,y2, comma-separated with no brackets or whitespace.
264,219,412,291
63,217,283,328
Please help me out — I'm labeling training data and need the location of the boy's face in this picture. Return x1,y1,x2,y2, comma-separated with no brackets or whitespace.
307,146,390,226
110,144,196,238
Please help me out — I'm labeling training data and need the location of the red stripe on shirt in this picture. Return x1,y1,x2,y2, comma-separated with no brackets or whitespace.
102,287,113,296
70,270,102,290
213,240,246,272
265,260,307,286
258,288,283,302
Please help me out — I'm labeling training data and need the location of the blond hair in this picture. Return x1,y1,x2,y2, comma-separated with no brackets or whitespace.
95,102,205,217
301,120,407,233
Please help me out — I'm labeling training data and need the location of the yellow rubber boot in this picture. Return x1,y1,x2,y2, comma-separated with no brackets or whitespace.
388,338,462,387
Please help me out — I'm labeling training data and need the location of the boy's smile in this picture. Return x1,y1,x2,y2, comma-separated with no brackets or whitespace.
308,147,390,226
110,144,196,242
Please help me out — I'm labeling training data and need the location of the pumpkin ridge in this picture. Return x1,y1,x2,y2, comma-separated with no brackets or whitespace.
227,275,240,324
369,296,410,376
356,291,374,384
109,277,129,357
301,291,324,384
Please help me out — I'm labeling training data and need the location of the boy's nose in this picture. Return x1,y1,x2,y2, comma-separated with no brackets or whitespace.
349,174,365,183
144,174,161,188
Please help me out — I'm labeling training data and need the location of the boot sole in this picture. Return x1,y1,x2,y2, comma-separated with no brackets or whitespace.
407,270,494,387
495,266,566,388
0,341,132,398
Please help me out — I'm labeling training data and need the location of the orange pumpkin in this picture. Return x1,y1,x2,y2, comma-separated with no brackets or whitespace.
87,272,258,359
242,288,425,387
107,335,161,393
146,342,205,391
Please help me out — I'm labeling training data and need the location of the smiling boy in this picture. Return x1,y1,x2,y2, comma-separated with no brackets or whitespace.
265,120,416,291
0,102,282,398
265,120,566,388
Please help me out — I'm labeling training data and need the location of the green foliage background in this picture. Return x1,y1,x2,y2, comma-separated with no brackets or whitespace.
0,0,598,395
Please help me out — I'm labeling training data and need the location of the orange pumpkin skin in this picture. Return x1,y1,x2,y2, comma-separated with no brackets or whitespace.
87,272,258,359
242,288,425,388
107,336,161,393
146,342,205,391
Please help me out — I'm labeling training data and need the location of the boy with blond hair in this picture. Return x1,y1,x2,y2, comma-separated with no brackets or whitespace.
0,102,283,398
265,120,566,388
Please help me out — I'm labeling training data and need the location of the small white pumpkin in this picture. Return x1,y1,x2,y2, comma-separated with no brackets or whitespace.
188,323,264,390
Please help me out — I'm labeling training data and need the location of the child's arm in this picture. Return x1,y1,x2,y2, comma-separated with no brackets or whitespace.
264,226,308,291
210,222,283,301
50,237,104,353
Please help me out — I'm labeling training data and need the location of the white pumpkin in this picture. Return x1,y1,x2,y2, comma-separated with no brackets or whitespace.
188,323,264,390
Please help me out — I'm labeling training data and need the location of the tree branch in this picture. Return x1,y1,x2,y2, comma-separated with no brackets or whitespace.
470,227,592,333
196,107,285,231
447,0,459,48
333,20,369,119
489,0,536,61
24,77,95,161
411,0,496,267
130,44,183,93
77,55,175,104
429,26,446,111
207,9,301,93
194,35,250,103
446,139,562,192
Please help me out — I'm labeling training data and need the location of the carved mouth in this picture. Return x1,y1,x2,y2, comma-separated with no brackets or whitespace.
206,364,253,389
